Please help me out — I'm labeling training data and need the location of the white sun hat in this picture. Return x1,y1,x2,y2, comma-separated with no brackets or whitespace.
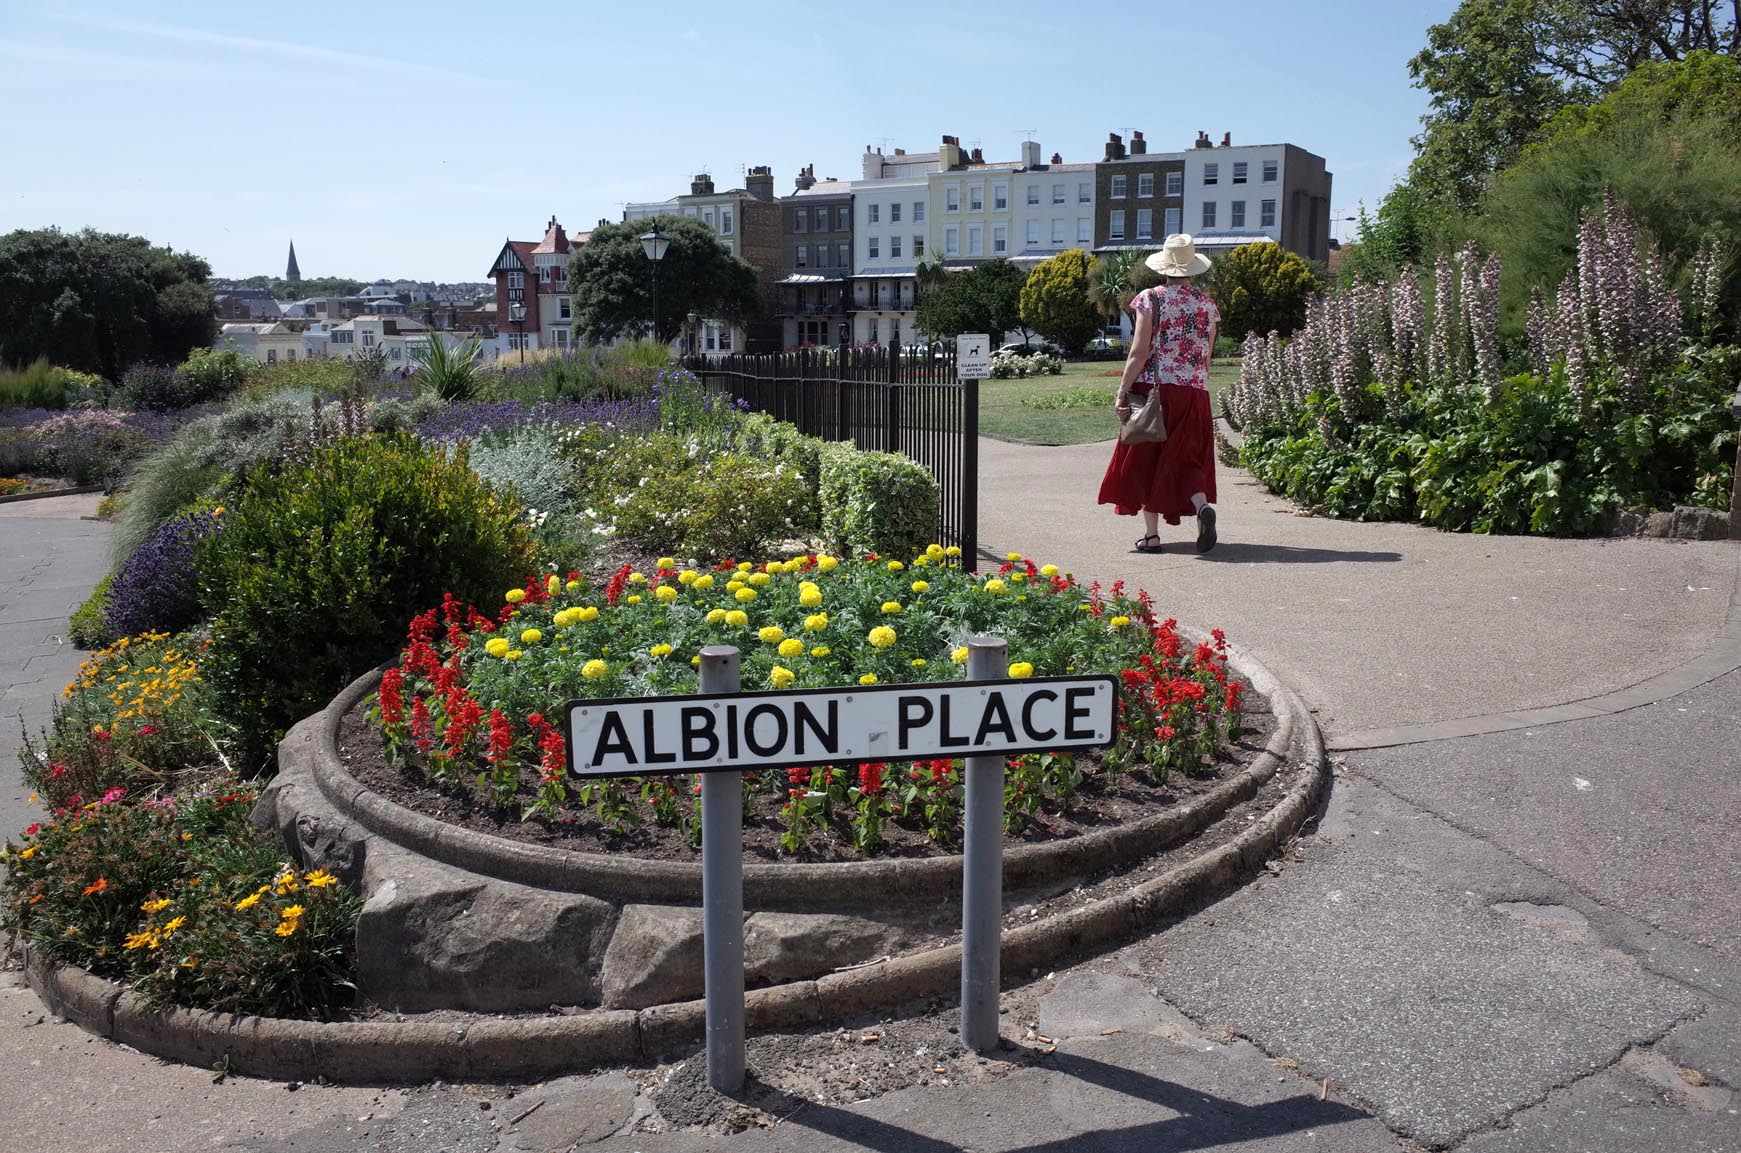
1145,234,1213,278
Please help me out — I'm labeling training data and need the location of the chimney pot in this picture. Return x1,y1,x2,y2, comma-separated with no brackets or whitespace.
970,147,983,163
1051,152,1062,165
1221,132,1231,147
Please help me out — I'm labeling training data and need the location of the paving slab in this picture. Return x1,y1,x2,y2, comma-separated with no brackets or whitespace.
1119,774,1704,1149
977,439,1740,736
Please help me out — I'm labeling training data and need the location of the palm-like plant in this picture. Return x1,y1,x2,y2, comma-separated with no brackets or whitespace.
411,334,485,402
1087,251,1160,325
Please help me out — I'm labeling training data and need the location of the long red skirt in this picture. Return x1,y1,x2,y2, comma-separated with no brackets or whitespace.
1097,383,1217,525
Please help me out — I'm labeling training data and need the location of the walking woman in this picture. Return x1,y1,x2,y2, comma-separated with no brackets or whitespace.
1097,234,1221,554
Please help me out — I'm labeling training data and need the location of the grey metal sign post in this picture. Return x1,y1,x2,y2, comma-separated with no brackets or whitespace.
960,635,1007,1052
698,645,745,1092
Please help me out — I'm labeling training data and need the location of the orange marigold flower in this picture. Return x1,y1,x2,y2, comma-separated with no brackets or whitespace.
81,877,108,896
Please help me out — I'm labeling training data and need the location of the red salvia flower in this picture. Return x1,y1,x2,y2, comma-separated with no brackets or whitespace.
487,709,514,766
858,761,885,794
411,696,434,754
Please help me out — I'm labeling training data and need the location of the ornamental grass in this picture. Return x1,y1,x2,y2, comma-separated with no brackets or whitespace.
374,549,1244,854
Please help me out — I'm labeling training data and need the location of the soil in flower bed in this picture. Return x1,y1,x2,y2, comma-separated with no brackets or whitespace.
335,685,1277,864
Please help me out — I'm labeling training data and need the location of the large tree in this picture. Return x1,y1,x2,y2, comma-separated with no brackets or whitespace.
1206,242,1321,341
567,214,758,345
914,259,1030,342
1018,250,1102,353
0,228,215,379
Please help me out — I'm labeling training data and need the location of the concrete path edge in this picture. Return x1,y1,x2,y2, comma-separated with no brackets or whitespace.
20,634,1328,1084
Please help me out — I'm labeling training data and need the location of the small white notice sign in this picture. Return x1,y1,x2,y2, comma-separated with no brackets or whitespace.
956,333,991,380
565,677,1117,778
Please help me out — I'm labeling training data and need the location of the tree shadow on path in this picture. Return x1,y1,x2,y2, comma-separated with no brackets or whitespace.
746,1045,1371,1153
1198,542,1402,565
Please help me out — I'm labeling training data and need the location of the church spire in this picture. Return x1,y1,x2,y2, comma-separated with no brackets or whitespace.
286,239,301,283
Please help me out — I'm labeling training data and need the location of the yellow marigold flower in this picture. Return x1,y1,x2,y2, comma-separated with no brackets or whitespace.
678,569,698,585
778,638,804,658
705,608,728,624
626,594,642,605
552,609,576,629
1011,572,1028,584
737,561,754,572
546,574,561,596
887,560,905,572
770,666,796,689
881,601,902,615
582,659,608,679
19,845,37,860
629,572,647,584
952,646,969,664
912,555,929,568
692,573,715,591
1109,616,1131,629
799,587,823,608
734,587,757,603
911,658,928,668
868,626,897,648
505,588,526,604
1008,662,1035,679
520,628,543,645
983,579,1006,594
748,572,772,587
803,613,829,632
304,870,338,888
859,673,879,685
657,557,676,570
655,585,679,603
911,580,930,593
926,543,945,558
758,626,785,644
577,606,599,622
691,655,702,666
1006,552,1022,562
275,920,300,938
506,649,524,660
817,555,839,572
650,643,673,658
945,546,962,558
142,897,171,914
724,610,749,628
1040,564,1059,578
726,579,746,592
161,915,187,936
234,892,262,911
565,579,581,593
811,646,831,657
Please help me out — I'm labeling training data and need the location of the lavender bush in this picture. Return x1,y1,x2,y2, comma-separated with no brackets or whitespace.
103,511,224,639
413,398,656,444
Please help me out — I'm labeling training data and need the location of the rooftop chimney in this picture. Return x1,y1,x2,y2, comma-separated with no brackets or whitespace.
969,147,983,164
894,147,905,156
746,165,774,201
863,147,884,181
1220,132,1232,148
1104,133,1126,162
1194,131,1213,149
939,135,964,169
793,164,816,191
1020,139,1042,169
1130,131,1146,155
691,173,715,195
1051,152,1063,165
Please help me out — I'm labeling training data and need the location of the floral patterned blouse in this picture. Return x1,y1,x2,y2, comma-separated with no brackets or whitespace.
1132,283,1220,390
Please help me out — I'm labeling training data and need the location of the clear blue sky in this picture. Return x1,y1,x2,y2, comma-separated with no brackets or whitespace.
0,1,1456,283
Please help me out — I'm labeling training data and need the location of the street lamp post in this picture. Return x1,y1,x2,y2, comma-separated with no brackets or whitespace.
509,302,526,365
640,226,670,346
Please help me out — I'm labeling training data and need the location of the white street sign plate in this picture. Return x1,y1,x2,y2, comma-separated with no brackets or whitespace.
956,333,991,380
565,677,1117,778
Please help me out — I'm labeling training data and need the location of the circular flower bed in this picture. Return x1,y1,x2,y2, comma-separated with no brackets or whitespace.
371,548,1245,857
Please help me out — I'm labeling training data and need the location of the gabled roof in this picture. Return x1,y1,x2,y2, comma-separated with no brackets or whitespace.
488,239,537,278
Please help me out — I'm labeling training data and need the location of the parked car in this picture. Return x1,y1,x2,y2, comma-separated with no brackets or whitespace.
1086,336,1124,352
996,340,1062,356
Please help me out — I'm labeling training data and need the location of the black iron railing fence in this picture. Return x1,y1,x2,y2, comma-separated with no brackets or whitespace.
682,341,978,562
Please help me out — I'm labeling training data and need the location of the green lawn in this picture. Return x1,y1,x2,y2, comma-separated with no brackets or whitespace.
978,361,1238,445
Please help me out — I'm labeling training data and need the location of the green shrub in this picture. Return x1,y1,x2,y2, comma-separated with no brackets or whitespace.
0,359,80,409
728,412,824,530
2,786,363,1018
175,347,247,403
819,444,940,559
614,453,807,559
1204,241,1320,342
66,573,114,649
467,425,599,568
199,432,536,769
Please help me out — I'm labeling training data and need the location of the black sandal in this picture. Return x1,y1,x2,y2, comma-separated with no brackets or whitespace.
1195,506,1217,553
1134,535,1164,554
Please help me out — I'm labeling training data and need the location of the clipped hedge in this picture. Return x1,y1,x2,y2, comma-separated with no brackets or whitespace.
818,443,940,560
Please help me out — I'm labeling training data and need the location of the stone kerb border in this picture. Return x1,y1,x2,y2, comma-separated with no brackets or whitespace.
23,633,1327,1082
292,637,1292,910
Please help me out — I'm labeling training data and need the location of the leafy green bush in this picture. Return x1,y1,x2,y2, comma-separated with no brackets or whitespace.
2,786,363,1017
199,432,536,769
0,359,104,410
66,573,114,649
819,444,940,559
1019,249,1102,354
467,425,598,568
1205,242,1320,341
175,348,247,402
614,454,807,559
727,412,824,530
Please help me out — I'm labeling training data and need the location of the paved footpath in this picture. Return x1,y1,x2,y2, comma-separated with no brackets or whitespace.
1,457,1738,1152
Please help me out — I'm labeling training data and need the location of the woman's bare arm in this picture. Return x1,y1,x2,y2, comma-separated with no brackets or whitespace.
1115,308,1155,416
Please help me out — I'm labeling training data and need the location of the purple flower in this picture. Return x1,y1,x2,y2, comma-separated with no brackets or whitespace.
104,511,224,639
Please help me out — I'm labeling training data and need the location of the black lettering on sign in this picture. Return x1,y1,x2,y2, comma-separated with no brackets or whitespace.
794,699,839,756
743,703,789,758
590,711,638,767
1064,686,1096,740
1021,689,1058,742
974,692,1016,745
642,709,676,764
681,706,719,762
897,696,933,750
725,704,740,760
938,694,971,747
